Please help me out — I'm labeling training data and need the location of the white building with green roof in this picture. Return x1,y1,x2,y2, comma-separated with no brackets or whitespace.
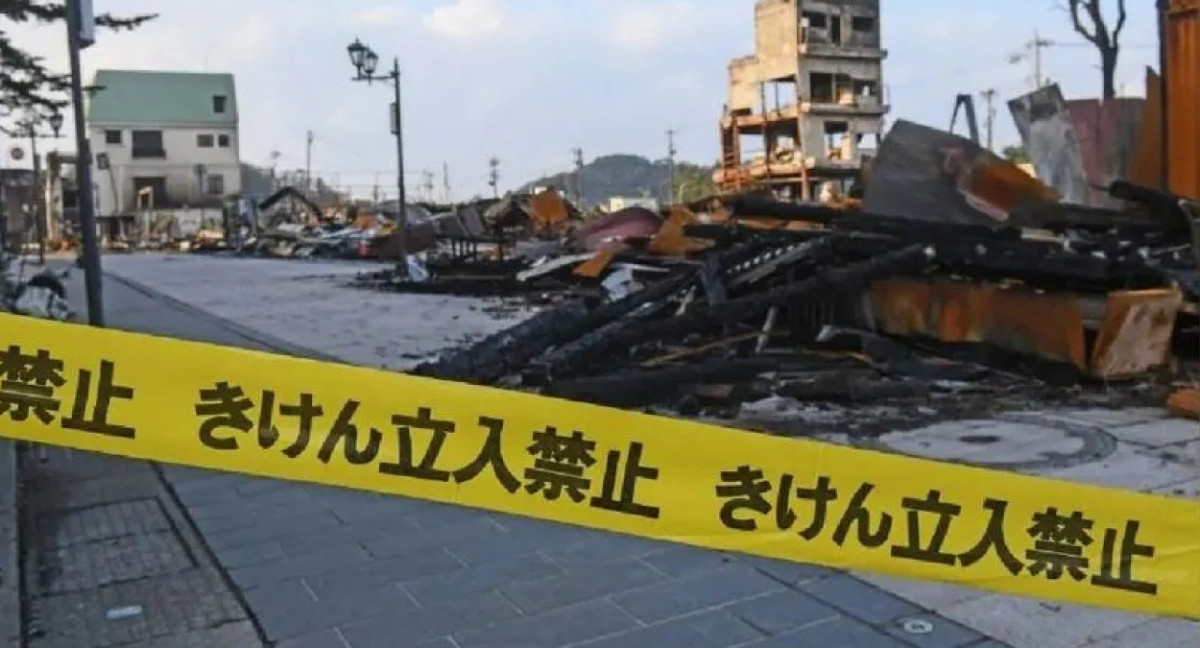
87,69,241,217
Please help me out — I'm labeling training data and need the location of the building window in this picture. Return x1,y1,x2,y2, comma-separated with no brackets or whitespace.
213,95,227,113
104,130,122,145
206,174,225,195
197,134,214,148
802,11,827,29
851,16,875,32
130,130,165,158
217,134,230,148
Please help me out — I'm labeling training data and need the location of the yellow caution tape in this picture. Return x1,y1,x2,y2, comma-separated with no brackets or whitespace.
1,313,1198,619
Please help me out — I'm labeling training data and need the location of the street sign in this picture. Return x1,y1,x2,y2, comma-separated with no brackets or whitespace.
9,147,23,161
389,102,398,135
76,0,96,49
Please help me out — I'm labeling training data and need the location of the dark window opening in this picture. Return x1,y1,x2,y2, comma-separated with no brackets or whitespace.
802,11,826,29
130,130,165,159
851,16,875,32
104,130,122,145
197,134,214,148
206,174,225,195
213,95,227,113
217,134,230,148
830,16,842,44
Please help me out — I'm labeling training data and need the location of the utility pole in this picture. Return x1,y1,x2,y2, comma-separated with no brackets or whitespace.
666,128,678,204
441,161,451,203
979,88,996,151
421,170,435,202
372,173,380,205
67,0,104,326
1009,31,1054,90
570,147,584,206
305,130,314,194
488,157,500,198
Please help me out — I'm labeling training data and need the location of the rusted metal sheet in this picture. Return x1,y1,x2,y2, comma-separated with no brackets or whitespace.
863,120,1057,227
870,278,1088,370
1129,67,1164,189
1065,98,1145,207
527,188,570,232
648,205,711,257
1166,0,1200,199
870,279,1182,378
1089,289,1183,379
1008,85,1090,205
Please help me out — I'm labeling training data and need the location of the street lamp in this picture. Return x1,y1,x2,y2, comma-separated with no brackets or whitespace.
346,37,409,278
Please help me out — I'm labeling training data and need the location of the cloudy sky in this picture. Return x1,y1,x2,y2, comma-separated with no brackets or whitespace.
9,0,1158,199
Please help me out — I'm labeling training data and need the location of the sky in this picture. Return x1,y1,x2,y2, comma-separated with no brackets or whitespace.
7,0,1160,200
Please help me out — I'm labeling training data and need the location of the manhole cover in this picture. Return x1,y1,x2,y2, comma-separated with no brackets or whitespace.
854,417,1115,471
902,618,934,634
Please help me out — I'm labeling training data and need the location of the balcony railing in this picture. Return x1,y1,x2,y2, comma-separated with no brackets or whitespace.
130,148,166,159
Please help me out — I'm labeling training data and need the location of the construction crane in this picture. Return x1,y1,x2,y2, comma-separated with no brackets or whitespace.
949,93,980,145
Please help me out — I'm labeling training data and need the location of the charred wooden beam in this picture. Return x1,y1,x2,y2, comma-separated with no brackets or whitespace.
414,268,699,384
599,244,931,351
543,356,779,408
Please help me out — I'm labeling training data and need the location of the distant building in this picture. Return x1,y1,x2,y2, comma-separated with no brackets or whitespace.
605,196,659,212
715,0,888,200
87,69,241,217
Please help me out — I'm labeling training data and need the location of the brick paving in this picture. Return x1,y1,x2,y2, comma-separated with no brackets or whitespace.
79,258,1007,648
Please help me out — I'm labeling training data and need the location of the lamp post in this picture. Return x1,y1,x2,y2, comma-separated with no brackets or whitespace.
67,0,104,326
347,38,408,277
18,111,64,265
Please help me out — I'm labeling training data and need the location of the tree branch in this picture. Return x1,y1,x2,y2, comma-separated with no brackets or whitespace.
1067,0,1102,45
1111,0,1127,48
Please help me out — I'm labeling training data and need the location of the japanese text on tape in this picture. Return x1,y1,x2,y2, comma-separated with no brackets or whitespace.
1,314,1197,619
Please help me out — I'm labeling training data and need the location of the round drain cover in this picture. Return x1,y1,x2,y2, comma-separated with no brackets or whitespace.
856,418,1115,471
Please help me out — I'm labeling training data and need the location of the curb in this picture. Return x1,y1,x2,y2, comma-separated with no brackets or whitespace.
0,440,20,645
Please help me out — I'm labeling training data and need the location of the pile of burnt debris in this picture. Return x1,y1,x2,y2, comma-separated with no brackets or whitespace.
360,120,1200,430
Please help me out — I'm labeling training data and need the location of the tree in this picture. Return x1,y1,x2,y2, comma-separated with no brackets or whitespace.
0,1,155,113
1063,0,1127,100
1002,145,1030,164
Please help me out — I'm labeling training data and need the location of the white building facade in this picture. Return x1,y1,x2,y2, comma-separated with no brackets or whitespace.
87,70,241,216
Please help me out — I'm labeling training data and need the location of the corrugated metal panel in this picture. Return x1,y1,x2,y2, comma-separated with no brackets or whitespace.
1008,85,1090,205
1167,0,1199,199
1066,99,1144,207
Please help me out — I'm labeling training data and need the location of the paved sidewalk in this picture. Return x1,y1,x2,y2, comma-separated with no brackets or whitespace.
8,262,262,648
95,255,1010,648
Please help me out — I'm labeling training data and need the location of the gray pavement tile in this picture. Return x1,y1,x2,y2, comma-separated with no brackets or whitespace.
120,621,263,648
500,558,665,614
203,510,343,550
491,515,594,545
745,616,909,647
275,629,351,648
228,542,374,589
360,516,501,559
327,497,428,524
254,582,416,642
724,589,839,635
277,515,417,556
611,565,783,623
404,502,494,529
339,593,519,648
745,556,838,586
192,501,334,534
401,551,563,606
441,525,563,566
640,546,735,578
800,574,923,625
452,599,639,648
576,609,766,648
213,540,285,569
303,547,462,600
882,613,985,648
537,531,672,567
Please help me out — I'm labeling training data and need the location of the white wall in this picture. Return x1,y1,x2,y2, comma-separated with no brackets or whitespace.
90,124,242,216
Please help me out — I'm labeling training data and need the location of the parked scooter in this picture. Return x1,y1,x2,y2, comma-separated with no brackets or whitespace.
2,254,76,321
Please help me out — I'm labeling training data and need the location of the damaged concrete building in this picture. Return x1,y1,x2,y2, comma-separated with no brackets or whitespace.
715,0,888,200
